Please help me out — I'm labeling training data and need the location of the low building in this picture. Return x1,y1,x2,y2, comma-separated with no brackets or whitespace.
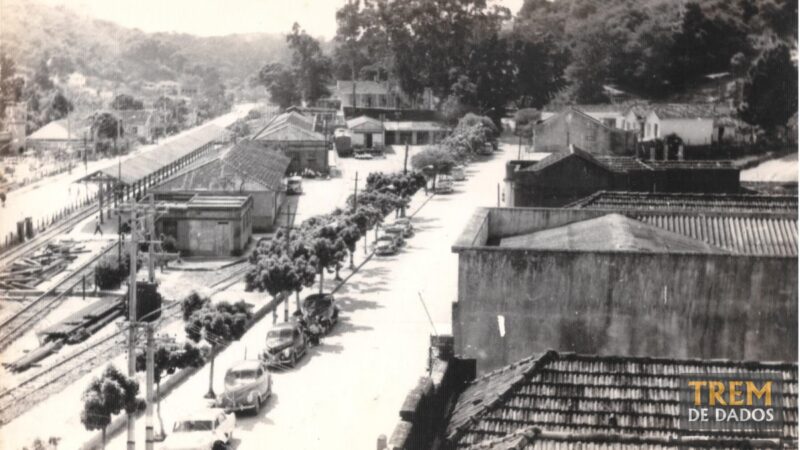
113,109,154,143
346,115,384,149
505,146,742,207
332,80,436,110
642,103,737,145
388,345,798,450
153,140,290,233
252,115,329,174
384,121,449,145
533,108,638,155
26,119,91,154
451,206,797,373
155,195,253,257
571,104,629,128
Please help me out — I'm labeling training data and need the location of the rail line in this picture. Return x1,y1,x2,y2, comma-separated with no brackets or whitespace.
0,261,251,425
0,241,119,353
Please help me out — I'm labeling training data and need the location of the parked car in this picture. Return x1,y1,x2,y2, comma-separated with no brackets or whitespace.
375,239,398,256
162,409,235,450
388,219,414,237
451,166,466,181
262,322,307,368
301,293,339,333
377,230,405,247
383,224,412,241
479,142,494,155
217,360,272,415
435,179,454,194
287,176,303,195
354,152,374,160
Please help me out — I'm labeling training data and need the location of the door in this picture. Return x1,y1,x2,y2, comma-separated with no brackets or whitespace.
365,133,373,148
215,222,230,255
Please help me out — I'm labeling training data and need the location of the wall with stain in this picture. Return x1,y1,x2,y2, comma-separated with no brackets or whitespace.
454,248,797,374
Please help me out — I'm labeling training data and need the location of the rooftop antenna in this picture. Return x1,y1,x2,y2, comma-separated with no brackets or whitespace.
417,292,438,337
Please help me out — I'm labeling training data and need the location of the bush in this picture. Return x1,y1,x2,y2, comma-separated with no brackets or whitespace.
161,235,178,253
94,254,127,290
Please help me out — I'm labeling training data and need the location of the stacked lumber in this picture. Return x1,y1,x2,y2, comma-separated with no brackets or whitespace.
0,241,87,291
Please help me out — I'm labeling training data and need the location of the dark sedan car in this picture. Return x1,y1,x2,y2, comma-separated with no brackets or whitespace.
301,293,339,333
261,322,307,368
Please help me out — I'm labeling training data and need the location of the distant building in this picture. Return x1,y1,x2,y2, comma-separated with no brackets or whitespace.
504,146,741,207
642,103,742,145
331,80,436,110
451,205,797,373
346,116,385,149
384,121,449,145
112,109,154,143
26,118,91,154
571,104,629,128
252,112,329,173
387,347,798,450
533,108,638,155
153,140,290,234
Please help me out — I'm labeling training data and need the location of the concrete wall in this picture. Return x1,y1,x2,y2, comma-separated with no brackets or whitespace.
453,247,798,374
644,115,715,145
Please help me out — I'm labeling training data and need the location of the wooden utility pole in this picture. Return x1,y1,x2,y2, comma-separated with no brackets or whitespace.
126,202,137,450
145,323,155,450
353,172,358,212
403,144,409,175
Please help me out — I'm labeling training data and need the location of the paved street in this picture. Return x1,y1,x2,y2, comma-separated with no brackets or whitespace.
99,144,513,450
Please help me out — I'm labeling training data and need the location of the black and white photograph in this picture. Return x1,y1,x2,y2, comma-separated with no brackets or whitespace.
0,0,798,449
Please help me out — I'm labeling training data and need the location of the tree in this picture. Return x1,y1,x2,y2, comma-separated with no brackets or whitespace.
255,254,301,322
48,92,74,121
154,96,189,135
33,56,54,90
92,112,122,152
135,342,204,438
80,365,141,449
286,23,332,105
111,94,144,110
257,62,301,109
0,53,25,121
411,147,457,189
739,43,798,138
514,108,541,139
185,300,253,398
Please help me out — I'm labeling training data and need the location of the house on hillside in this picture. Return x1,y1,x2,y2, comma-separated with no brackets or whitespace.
112,109,154,144
532,108,638,155
331,80,436,110
642,103,744,145
153,140,290,239
252,115,328,174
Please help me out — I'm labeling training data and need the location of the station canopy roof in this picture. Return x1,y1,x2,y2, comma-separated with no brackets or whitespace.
80,124,229,185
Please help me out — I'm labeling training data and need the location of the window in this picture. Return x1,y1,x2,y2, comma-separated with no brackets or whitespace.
603,118,615,128
379,95,387,107
654,124,659,138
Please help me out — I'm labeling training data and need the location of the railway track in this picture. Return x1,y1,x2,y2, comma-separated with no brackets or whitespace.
0,198,104,269
0,241,119,353
0,260,252,425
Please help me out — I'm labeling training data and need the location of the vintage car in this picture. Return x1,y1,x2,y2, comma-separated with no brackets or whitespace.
162,408,235,450
216,360,272,415
434,179,454,194
301,293,339,333
286,176,303,195
374,239,398,256
261,322,307,368
451,166,467,181
376,231,404,249
385,221,414,238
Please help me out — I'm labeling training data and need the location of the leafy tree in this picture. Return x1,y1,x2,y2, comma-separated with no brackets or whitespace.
308,230,346,294
153,96,188,135
510,34,569,108
286,23,332,105
411,147,457,189
111,94,144,110
514,108,541,139
33,56,54,90
0,53,25,121
92,112,122,151
257,62,300,109
182,292,209,321
48,92,74,121
255,254,301,322
80,365,141,449
739,43,798,137
185,301,253,398
135,342,204,437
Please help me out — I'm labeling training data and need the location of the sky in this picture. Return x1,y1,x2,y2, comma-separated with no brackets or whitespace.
37,0,526,38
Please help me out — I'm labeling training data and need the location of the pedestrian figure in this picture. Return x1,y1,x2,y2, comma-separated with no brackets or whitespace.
0,191,5,207
93,216,103,236
423,183,428,196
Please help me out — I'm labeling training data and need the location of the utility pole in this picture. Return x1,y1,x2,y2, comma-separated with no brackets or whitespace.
403,144,409,175
353,172,358,213
148,194,156,283
145,323,155,450
98,182,104,225
126,202,137,450
118,157,122,265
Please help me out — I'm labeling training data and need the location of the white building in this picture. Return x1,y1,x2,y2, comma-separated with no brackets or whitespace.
642,104,726,145
346,116,385,149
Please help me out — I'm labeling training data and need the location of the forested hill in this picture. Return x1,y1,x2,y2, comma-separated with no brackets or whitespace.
0,0,290,89
514,0,798,103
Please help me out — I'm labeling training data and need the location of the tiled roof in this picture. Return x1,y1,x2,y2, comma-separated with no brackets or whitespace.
154,159,260,192
253,122,325,142
447,351,798,449
594,156,652,172
346,115,384,132
644,160,736,170
567,192,798,214
569,104,629,114
499,213,724,253
636,214,797,257
649,103,725,120
222,141,290,190
524,146,622,174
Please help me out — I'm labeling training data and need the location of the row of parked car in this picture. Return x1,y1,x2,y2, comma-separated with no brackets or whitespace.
160,294,341,450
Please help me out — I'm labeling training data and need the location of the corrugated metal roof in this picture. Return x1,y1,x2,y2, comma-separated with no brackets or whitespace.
649,103,726,120
254,122,325,142
85,123,229,185
448,351,798,449
188,195,250,209
568,192,798,215
636,214,797,257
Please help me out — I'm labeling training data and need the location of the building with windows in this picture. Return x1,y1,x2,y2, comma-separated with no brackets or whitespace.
642,103,742,145
252,113,329,173
532,108,638,155
346,116,385,149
